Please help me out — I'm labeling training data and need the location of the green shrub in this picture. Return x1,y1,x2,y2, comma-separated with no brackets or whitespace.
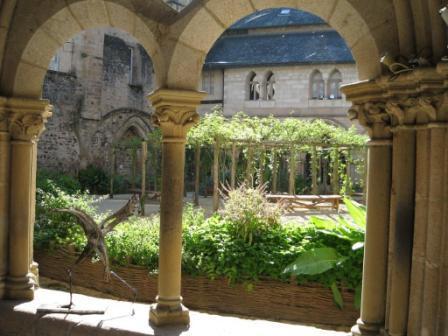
219,184,283,244
35,189,96,251
78,165,109,194
106,216,159,271
37,169,81,195
34,173,363,300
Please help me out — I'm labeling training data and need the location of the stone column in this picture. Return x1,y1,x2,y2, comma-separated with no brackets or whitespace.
147,89,205,326
5,98,52,300
0,97,9,299
343,66,448,336
348,103,392,336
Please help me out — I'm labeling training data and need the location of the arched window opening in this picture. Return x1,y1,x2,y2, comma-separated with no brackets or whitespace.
248,72,261,101
310,70,325,100
265,72,276,100
328,70,342,99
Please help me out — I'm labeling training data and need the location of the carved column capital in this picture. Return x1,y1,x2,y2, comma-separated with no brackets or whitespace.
385,95,441,128
342,68,448,138
148,89,206,141
348,102,392,140
6,98,52,142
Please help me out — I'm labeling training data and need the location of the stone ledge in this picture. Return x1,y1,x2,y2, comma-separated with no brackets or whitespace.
0,288,347,336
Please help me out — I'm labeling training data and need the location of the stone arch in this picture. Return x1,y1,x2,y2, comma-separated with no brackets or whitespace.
309,69,325,100
1,0,166,98
246,71,261,101
327,69,342,100
114,115,151,143
264,71,275,101
165,0,398,90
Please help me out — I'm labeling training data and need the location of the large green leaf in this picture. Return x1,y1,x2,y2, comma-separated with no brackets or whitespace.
309,216,337,230
343,198,366,229
283,247,343,275
331,282,344,309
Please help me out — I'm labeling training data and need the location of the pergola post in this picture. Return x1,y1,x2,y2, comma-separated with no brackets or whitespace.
0,98,9,299
331,147,339,195
147,89,205,326
140,141,148,216
193,144,200,206
230,142,237,189
258,145,265,186
246,145,254,185
5,98,52,300
311,146,318,195
212,140,219,212
288,148,296,195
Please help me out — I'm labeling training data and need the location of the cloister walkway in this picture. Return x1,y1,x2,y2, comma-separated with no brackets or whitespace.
0,288,347,336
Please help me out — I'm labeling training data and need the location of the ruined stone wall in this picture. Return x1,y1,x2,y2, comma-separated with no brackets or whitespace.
38,29,153,177
39,71,83,173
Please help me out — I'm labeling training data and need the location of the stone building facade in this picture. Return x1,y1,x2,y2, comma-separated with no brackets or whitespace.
39,28,154,174
199,8,358,129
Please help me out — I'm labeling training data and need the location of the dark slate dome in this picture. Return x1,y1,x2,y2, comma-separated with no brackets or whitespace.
204,31,354,69
230,8,325,30
204,8,354,69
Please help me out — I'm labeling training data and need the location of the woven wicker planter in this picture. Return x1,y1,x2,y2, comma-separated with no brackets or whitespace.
35,249,358,328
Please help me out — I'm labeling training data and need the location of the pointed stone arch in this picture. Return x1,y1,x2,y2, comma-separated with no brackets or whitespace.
114,114,151,143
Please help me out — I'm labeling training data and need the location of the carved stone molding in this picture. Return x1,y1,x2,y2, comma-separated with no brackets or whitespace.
6,98,52,142
342,65,448,137
148,89,206,141
385,95,441,127
348,102,391,140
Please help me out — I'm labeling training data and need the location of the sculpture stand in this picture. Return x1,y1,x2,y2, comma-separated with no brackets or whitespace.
37,268,138,316
37,268,106,315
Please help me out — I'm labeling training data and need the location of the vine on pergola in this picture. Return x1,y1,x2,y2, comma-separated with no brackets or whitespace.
186,108,368,211
111,109,368,212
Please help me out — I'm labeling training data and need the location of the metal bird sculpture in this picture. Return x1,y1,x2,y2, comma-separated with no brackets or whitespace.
55,194,140,282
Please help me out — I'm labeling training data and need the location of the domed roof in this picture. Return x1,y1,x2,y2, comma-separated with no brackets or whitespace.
230,8,325,30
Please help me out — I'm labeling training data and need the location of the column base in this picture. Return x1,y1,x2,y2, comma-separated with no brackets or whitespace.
351,318,383,336
30,261,39,288
149,303,190,326
5,274,35,300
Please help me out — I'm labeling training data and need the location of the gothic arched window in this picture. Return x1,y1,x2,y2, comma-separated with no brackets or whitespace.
328,70,342,99
248,72,261,101
310,70,325,100
265,72,276,100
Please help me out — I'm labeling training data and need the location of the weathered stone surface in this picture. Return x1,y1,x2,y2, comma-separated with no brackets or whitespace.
38,29,153,174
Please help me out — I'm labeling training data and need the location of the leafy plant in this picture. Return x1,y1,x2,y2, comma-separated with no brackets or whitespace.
35,175,363,307
284,198,365,308
78,164,109,194
219,184,284,244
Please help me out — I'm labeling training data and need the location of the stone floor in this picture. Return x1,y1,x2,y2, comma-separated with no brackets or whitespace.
0,288,348,336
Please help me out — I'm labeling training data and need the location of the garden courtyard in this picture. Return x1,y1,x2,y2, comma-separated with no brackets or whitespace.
1,1,448,336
